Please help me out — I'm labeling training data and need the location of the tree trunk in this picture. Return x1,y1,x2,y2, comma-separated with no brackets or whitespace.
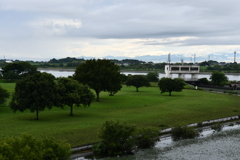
70,105,73,116
136,87,139,92
36,107,39,120
169,92,172,96
96,90,100,102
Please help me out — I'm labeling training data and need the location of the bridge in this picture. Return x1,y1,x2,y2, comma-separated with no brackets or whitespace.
165,65,200,81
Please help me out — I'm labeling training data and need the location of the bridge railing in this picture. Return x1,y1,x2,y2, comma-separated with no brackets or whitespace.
168,71,199,74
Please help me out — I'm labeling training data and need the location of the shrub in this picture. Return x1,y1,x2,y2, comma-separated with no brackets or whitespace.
211,123,223,132
235,121,240,125
159,124,169,128
0,133,71,160
233,109,239,112
199,78,209,85
197,122,203,127
134,127,159,149
92,120,136,157
171,126,200,141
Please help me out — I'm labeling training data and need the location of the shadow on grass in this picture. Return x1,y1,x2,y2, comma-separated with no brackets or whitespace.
13,110,94,122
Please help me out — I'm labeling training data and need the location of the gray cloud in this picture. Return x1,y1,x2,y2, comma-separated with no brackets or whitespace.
2,0,240,39
1,0,240,60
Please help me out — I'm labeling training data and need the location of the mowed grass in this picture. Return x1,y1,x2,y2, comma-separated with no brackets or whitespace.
1,82,240,147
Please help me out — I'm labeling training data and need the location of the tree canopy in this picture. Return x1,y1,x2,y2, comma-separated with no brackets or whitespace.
210,71,228,85
57,77,95,116
146,72,159,82
74,59,122,101
0,86,10,107
1,62,38,80
10,72,60,120
126,75,150,92
158,78,185,96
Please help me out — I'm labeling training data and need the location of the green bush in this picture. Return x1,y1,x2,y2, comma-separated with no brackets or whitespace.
0,133,71,160
171,126,199,141
93,121,161,157
134,127,159,149
159,124,169,128
197,122,203,127
92,120,136,157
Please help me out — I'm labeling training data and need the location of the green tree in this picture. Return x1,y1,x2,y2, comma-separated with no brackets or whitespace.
74,59,122,101
198,78,209,85
158,78,185,96
10,72,60,120
1,62,38,80
0,86,10,107
210,71,228,85
126,75,150,92
230,63,240,70
213,64,221,70
57,77,95,116
146,72,159,82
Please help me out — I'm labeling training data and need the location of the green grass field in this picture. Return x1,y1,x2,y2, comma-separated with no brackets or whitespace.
1,82,240,147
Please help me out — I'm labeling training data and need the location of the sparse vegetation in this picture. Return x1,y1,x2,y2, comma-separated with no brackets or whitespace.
0,133,71,160
211,123,223,132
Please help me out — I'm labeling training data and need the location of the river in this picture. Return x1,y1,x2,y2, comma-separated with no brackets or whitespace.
73,122,240,160
39,69,240,81
38,69,240,159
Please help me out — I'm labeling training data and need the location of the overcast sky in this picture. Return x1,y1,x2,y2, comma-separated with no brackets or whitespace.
1,0,240,62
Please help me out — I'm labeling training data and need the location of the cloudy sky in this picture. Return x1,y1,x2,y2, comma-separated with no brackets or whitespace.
1,0,240,62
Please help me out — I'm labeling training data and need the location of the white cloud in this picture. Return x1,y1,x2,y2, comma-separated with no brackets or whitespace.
29,18,82,36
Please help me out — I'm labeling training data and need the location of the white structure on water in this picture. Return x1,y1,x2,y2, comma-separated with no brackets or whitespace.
165,65,200,81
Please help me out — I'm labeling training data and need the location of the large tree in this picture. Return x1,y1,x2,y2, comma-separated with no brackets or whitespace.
1,62,38,80
126,75,150,92
74,59,122,101
146,72,159,82
10,72,60,120
57,77,95,116
0,86,10,107
210,71,228,85
158,78,185,96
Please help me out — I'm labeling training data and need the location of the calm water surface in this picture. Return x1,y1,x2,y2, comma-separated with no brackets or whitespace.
39,70,240,81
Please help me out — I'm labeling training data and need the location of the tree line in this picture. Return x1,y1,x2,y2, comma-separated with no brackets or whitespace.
1,59,232,120
0,59,188,120
1,57,240,72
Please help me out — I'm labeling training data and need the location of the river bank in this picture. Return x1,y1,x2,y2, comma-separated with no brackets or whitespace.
70,115,240,160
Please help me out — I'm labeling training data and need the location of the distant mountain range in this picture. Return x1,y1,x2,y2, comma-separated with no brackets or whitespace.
78,53,237,63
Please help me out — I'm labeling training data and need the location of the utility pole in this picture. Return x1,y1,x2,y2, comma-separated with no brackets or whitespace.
193,54,196,64
234,51,236,63
168,53,171,64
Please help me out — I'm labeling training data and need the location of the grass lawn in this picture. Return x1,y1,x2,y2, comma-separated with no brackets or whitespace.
1,82,240,147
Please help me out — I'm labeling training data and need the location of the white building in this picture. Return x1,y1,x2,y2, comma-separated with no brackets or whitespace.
165,65,200,81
